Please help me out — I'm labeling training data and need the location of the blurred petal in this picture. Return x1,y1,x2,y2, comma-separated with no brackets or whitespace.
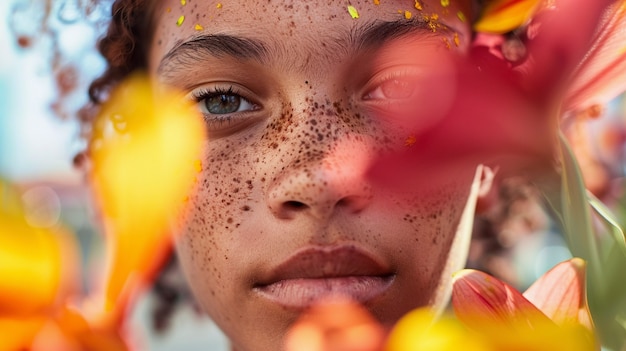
523,258,595,332
285,297,384,351
452,269,553,328
564,1,626,111
89,73,206,320
474,0,542,34
520,0,616,101
31,307,129,351
368,52,555,193
0,179,64,316
0,316,46,351
453,267,598,351
386,308,487,351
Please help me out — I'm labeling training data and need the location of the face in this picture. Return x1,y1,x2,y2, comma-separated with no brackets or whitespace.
149,1,477,350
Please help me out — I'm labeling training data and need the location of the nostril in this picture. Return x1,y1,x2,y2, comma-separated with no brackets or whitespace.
284,200,308,210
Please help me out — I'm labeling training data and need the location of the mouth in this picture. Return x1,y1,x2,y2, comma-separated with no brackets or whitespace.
252,245,395,310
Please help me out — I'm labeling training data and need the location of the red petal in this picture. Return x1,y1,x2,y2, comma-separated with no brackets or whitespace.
452,269,554,328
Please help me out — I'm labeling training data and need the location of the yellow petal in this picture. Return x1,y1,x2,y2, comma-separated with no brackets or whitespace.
386,308,487,351
0,181,63,316
474,0,542,34
89,73,205,320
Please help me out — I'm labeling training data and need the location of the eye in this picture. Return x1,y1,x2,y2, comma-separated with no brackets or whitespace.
365,78,415,100
363,71,420,101
191,86,258,115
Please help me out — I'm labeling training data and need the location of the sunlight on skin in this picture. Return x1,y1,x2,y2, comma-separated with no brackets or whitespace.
89,73,206,323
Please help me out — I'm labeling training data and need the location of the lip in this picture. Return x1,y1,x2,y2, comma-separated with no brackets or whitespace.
253,245,395,309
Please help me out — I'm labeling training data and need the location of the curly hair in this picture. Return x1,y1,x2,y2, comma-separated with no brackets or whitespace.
88,0,154,105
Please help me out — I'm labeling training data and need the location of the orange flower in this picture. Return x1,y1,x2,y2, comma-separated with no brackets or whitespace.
284,297,385,351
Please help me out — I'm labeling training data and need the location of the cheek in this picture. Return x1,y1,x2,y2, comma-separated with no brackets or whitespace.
173,137,261,303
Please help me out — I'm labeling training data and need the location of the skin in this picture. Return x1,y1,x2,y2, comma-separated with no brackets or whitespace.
148,1,482,350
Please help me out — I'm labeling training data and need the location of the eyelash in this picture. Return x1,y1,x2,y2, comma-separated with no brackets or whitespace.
188,85,258,127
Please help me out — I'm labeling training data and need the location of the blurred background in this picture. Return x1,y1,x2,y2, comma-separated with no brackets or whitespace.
1,0,625,350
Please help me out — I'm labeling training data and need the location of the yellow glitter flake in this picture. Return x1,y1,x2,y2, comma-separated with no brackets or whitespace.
405,135,417,147
166,7,171,13
457,10,467,22
181,0,186,5
373,0,380,4
176,15,185,26
194,23,204,31
414,0,423,10
404,10,412,19
440,0,450,7
216,3,222,8
453,32,460,46
348,5,359,19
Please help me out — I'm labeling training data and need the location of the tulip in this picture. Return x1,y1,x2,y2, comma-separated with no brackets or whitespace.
452,258,597,351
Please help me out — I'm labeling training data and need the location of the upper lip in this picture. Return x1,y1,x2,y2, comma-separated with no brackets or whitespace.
255,244,393,286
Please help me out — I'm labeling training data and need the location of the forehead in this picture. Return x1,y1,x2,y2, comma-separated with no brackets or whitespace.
148,0,472,72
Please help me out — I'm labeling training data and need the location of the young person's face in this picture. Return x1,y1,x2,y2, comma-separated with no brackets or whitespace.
149,1,475,350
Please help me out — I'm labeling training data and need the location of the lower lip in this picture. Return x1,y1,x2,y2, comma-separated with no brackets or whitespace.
253,275,394,309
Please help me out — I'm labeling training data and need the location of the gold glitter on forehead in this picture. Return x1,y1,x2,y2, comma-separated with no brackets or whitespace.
348,5,360,19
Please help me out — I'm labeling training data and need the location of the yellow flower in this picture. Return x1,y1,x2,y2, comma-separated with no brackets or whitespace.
474,0,542,34
89,73,205,320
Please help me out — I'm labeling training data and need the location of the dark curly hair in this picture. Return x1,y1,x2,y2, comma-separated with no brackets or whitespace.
87,0,155,105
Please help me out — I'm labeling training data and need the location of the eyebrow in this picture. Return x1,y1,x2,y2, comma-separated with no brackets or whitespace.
157,18,447,77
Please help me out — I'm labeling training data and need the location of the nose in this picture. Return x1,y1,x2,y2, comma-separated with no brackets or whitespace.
267,139,373,221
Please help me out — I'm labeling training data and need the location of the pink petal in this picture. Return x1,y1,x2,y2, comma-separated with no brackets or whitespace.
564,1,626,111
523,0,616,95
523,258,594,331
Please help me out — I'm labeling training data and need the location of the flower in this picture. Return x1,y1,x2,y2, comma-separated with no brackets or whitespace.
0,73,206,350
89,73,205,322
452,258,597,351
284,297,385,351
